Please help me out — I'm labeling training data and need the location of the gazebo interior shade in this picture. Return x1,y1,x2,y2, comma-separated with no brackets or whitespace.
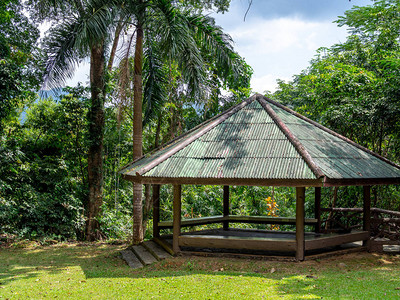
120,94,400,186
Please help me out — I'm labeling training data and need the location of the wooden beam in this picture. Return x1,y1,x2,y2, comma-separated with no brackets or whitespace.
153,237,174,256
258,96,324,179
159,216,226,228
173,185,182,254
125,175,324,187
315,187,321,233
305,231,370,251
323,177,400,187
296,187,305,261
158,215,318,228
152,184,161,238
371,207,400,217
321,207,363,213
179,235,296,252
363,186,371,249
228,216,317,225
223,186,230,230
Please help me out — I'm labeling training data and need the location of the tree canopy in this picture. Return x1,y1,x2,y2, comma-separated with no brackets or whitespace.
1,0,399,242
273,0,400,163
0,0,42,133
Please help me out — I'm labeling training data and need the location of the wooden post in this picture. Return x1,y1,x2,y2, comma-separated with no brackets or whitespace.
363,185,371,249
223,186,230,230
296,187,305,261
315,187,321,233
152,184,161,238
173,185,182,254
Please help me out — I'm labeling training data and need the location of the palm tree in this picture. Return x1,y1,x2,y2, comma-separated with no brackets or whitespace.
115,0,252,244
35,0,250,243
33,0,118,240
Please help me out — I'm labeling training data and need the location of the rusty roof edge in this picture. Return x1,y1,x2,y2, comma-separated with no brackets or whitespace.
323,177,400,187
133,94,257,176
256,94,325,179
118,95,257,175
124,175,324,187
261,95,400,170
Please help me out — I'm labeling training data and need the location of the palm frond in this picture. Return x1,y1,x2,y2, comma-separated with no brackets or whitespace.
28,0,75,22
116,31,135,109
42,18,83,89
76,0,116,49
185,13,244,84
143,39,168,125
41,0,118,89
151,0,206,95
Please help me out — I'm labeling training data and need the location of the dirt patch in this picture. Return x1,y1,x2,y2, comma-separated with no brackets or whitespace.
0,235,127,250
143,251,400,276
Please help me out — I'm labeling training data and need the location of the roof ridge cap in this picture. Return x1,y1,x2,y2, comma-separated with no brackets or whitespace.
262,96,400,170
134,94,257,176
256,95,324,179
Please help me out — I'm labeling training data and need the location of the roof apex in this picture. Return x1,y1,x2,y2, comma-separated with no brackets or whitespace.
120,94,400,186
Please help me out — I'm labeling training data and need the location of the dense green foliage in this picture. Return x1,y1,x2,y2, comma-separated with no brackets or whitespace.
273,0,400,163
0,0,252,240
0,87,88,239
0,0,42,133
272,0,400,212
1,0,399,241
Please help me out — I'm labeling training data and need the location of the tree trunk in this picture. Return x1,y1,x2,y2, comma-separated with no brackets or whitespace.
107,19,124,73
154,113,162,149
142,183,152,238
132,19,144,244
86,41,106,241
326,187,338,230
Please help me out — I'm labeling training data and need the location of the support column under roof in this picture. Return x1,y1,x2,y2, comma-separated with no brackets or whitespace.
296,187,305,261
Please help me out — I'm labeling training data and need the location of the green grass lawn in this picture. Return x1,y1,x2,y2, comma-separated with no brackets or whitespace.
0,242,399,299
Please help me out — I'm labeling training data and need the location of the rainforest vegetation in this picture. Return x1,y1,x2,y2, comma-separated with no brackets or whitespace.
0,0,399,242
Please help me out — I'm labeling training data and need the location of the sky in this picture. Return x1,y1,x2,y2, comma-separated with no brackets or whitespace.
66,0,373,93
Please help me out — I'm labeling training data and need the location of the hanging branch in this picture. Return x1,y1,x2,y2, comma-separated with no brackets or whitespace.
244,0,253,22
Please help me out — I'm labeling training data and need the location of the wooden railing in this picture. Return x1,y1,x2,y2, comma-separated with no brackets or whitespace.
158,215,318,229
370,208,400,242
320,207,363,233
320,207,400,245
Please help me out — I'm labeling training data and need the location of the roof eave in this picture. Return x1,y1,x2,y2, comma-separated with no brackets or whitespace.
323,177,400,187
123,174,324,187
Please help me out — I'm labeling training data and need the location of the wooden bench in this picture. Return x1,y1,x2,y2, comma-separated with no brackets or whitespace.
158,215,318,229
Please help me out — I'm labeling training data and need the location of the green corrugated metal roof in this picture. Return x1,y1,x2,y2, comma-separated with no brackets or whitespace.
268,101,400,181
120,94,400,186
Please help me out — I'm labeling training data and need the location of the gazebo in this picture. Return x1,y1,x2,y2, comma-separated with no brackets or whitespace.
120,94,400,260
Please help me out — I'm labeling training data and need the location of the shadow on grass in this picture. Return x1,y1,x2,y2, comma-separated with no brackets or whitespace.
1,244,400,299
0,243,131,285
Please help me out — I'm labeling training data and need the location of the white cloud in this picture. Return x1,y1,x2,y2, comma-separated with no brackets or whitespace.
59,10,352,94
216,16,349,93
251,74,291,94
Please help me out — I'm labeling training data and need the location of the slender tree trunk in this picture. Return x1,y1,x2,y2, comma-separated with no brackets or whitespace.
107,18,124,73
75,130,86,186
326,187,338,230
86,41,106,241
378,119,384,156
142,183,152,238
154,113,162,149
132,20,144,244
